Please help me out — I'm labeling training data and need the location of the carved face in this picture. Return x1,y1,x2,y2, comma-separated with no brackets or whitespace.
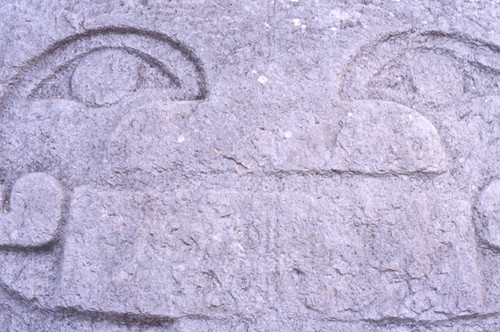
0,27,499,323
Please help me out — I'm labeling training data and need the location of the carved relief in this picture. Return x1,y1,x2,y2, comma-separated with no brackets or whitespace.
275,29,500,321
1,25,499,327
0,26,227,322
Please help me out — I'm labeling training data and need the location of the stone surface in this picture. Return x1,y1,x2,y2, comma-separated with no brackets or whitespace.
476,180,500,250
0,173,63,247
0,1,499,331
331,100,447,174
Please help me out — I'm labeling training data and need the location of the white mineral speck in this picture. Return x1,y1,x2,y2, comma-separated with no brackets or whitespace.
330,9,350,20
292,18,301,26
258,76,269,84
177,136,185,143
284,131,293,138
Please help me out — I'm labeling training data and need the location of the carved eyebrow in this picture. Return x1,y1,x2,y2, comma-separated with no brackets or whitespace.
1,26,207,109
338,29,500,101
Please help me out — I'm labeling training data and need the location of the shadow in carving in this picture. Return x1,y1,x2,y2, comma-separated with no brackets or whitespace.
1,26,207,110
339,29,500,107
2,26,500,329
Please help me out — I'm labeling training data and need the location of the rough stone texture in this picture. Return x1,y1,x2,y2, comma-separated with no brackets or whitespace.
0,173,63,247
0,0,499,331
477,180,500,250
331,100,448,174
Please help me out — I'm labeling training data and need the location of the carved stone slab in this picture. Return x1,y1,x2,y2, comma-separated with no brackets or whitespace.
0,1,499,331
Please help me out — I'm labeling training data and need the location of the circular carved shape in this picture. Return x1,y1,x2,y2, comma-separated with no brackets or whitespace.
70,49,140,107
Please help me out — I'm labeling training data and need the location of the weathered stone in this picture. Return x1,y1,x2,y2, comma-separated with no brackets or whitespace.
331,100,447,174
0,173,63,247
476,180,500,249
0,1,499,331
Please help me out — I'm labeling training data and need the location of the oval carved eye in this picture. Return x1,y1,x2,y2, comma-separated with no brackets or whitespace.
339,30,500,106
2,26,207,108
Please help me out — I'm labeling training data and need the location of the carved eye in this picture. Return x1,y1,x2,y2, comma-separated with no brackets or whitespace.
3,27,207,108
339,30,500,106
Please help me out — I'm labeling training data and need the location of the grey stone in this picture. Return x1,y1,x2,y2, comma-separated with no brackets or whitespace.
0,1,499,331
276,175,481,321
331,100,447,174
476,179,500,250
0,173,63,247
